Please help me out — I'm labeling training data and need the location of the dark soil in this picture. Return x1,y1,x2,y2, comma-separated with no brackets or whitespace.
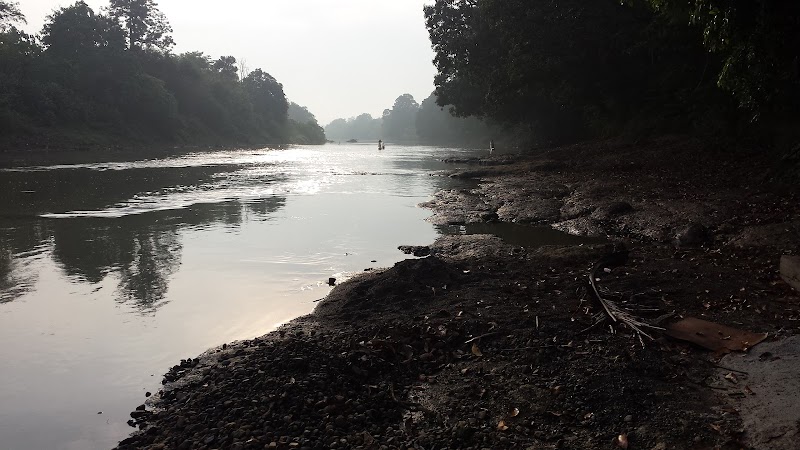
116,136,800,450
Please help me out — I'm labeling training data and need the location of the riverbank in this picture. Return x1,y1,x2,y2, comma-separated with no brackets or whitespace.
116,136,800,450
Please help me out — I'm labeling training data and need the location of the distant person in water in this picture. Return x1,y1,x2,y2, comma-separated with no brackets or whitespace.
378,139,384,150
489,140,495,154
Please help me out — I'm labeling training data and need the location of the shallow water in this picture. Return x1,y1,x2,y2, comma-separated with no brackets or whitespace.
0,144,490,450
444,222,607,247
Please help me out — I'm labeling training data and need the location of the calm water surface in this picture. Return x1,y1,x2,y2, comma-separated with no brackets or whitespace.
0,144,487,450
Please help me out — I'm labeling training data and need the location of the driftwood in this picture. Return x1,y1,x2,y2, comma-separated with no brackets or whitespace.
586,247,664,342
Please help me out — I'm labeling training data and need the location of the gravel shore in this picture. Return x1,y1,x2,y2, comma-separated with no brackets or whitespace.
116,136,800,450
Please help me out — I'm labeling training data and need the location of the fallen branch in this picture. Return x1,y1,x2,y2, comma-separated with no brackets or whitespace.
587,253,664,341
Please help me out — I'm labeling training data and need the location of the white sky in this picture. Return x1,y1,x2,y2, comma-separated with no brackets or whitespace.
20,0,437,125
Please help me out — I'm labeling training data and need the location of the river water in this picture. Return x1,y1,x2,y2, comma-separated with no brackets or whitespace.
0,144,492,450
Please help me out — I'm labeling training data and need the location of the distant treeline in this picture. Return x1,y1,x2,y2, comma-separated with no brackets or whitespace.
324,92,499,146
0,0,326,149
423,0,800,148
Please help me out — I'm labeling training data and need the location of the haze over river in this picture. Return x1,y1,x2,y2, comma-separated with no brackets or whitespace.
0,144,487,450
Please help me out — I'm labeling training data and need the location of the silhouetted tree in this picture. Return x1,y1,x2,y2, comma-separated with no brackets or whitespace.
424,0,725,143
645,0,800,118
213,55,238,81
108,0,174,52
416,92,494,145
243,69,289,140
41,2,125,58
0,1,24,31
288,102,316,124
382,94,419,141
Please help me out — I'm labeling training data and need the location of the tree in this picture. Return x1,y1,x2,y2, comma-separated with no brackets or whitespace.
242,69,289,140
416,92,494,145
288,102,317,124
645,0,800,117
323,114,382,141
41,1,126,57
212,56,238,81
424,0,720,143
108,0,174,52
382,94,419,141
0,1,24,31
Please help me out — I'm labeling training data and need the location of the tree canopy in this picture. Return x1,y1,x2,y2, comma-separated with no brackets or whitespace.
424,0,798,144
108,0,174,52
0,0,326,148
382,94,420,142
0,1,24,31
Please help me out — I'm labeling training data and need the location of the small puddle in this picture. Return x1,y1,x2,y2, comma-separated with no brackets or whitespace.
440,222,606,248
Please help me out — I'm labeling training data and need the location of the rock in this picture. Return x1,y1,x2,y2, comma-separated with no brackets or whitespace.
675,223,712,246
780,255,800,293
591,201,633,220
397,245,430,257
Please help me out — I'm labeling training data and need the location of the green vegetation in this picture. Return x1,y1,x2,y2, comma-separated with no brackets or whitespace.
0,0,326,150
423,0,800,147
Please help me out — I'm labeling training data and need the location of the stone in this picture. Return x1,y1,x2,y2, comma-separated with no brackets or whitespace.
675,222,712,246
780,255,800,293
590,201,633,220
397,245,431,257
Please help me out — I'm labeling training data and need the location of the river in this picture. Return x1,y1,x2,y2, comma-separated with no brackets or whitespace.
0,144,488,450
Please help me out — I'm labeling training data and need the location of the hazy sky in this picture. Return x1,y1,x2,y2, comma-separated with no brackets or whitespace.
20,1,437,125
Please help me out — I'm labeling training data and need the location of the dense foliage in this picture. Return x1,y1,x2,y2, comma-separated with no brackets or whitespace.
424,0,799,145
0,0,325,148
287,102,326,145
646,0,800,117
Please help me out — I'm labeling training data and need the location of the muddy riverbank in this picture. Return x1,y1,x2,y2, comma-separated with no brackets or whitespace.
116,136,800,450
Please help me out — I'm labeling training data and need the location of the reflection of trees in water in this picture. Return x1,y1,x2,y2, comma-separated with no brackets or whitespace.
244,197,285,220
0,247,29,303
0,222,50,303
0,196,287,311
50,216,182,310
116,229,182,310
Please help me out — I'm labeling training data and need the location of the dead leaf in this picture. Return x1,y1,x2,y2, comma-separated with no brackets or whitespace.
744,385,755,395
497,420,509,431
615,433,629,449
724,372,739,384
471,343,483,357
665,317,767,352
510,407,519,417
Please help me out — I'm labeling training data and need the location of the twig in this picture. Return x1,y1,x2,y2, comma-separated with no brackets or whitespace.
499,345,556,352
578,315,607,335
464,331,503,344
711,363,749,375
